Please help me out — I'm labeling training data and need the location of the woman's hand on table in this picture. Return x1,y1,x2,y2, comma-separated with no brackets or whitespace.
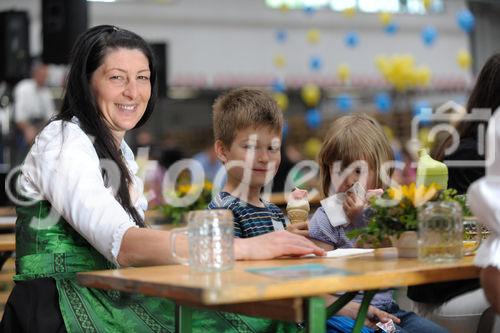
286,221,309,237
234,230,325,260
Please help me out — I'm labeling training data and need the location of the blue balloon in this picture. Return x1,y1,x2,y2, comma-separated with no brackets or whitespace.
275,29,287,43
336,94,353,112
303,6,316,16
421,26,438,46
413,100,432,125
271,78,286,92
457,9,475,33
309,56,322,71
306,108,321,129
374,92,392,113
384,22,399,35
344,32,359,48
282,120,289,139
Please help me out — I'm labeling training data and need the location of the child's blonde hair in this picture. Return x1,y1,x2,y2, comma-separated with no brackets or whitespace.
212,88,283,146
318,114,394,197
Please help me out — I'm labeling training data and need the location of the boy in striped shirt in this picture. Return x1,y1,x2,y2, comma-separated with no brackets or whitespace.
208,88,288,238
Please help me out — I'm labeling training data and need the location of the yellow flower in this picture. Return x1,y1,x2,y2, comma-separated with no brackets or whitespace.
387,183,440,207
413,184,435,206
177,184,192,194
203,181,213,191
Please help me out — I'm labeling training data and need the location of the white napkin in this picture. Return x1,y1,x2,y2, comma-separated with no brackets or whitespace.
324,248,373,257
303,248,373,258
321,182,366,227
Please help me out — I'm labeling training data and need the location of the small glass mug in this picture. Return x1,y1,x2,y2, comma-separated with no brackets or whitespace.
418,201,464,263
170,209,235,272
463,216,483,255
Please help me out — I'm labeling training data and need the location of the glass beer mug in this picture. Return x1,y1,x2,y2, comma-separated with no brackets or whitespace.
170,209,235,272
418,201,463,263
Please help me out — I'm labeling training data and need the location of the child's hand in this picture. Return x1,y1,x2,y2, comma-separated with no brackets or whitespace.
287,188,309,201
286,221,309,237
366,188,384,200
343,191,365,223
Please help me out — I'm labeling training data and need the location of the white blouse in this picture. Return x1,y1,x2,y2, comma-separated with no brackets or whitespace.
468,110,500,269
17,118,148,265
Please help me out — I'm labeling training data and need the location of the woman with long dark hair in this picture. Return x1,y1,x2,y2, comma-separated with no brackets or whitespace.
0,25,323,332
408,53,500,332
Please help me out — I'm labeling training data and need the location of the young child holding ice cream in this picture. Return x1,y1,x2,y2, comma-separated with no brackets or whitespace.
309,114,448,333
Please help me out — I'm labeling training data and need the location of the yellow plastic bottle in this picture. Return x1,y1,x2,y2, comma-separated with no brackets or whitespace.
416,148,448,189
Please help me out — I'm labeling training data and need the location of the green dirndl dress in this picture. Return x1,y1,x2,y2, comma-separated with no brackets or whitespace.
14,201,302,333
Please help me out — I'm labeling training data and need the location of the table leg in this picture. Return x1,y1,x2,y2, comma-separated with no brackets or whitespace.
175,303,193,333
352,290,377,333
307,296,326,333
326,291,357,318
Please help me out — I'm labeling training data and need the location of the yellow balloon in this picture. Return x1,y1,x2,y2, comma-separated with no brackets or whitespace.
307,29,321,44
342,7,356,18
273,92,289,111
273,54,286,68
457,49,472,70
301,84,321,107
279,4,289,13
383,126,395,141
379,12,392,26
415,66,431,86
375,54,432,91
337,64,350,83
304,138,322,160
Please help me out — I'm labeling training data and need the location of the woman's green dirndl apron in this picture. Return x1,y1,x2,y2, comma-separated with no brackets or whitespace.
14,201,302,333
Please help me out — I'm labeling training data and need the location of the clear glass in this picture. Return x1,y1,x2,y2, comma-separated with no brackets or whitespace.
171,209,234,272
418,201,463,263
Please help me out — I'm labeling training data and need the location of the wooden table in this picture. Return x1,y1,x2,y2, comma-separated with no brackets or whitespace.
78,252,479,333
0,234,15,252
0,233,15,270
0,206,15,231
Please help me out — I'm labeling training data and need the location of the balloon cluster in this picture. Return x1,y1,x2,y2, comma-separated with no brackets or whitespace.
375,55,431,91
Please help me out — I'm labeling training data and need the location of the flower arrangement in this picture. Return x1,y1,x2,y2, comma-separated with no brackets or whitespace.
348,183,469,247
157,181,213,225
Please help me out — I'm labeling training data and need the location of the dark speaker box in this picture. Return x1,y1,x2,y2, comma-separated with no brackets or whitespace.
150,42,168,98
0,11,30,84
42,0,87,64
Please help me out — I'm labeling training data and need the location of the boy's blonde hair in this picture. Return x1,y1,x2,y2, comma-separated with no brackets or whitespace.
212,88,283,146
318,114,394,197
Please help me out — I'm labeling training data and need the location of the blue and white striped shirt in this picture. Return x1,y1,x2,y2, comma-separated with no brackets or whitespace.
208,192,286,238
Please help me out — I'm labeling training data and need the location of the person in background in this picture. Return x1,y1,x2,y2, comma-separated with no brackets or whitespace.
192,143,224,186
468,108,500,315
146,148,184,208
407,53,500,333
0,25,324,333
12,59,55,164
309,114,448,333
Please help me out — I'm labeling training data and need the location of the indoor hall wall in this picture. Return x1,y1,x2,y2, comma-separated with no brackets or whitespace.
0,0,473,87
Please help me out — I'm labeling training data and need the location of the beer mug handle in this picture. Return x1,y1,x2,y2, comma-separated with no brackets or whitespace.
170,227,189,265
464,220,482,256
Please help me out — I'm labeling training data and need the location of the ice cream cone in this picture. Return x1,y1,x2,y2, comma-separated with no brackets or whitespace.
286,189,310,224
287,208,309,224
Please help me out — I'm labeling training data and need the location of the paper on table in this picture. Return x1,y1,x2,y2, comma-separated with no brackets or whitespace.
325,248,373,257
303,248,374,258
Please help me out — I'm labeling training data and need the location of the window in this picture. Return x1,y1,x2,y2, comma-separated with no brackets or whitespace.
266,0,444,14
